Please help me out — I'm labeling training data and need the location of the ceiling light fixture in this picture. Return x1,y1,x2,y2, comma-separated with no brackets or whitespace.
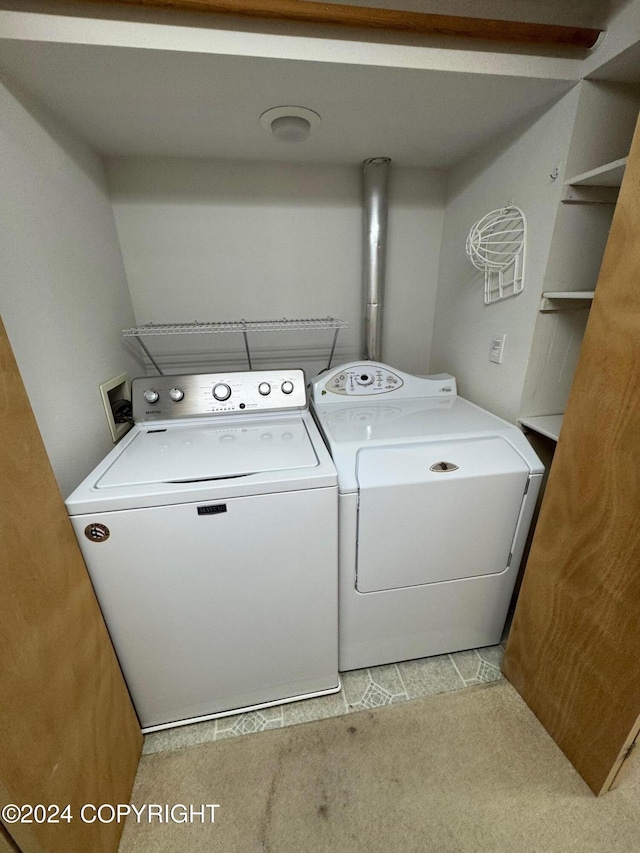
260,106,321,143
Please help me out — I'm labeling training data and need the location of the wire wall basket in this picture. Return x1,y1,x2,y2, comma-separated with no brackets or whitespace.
466,206,527,305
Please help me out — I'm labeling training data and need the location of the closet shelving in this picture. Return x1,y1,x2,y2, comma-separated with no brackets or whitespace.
561,156,628,204
518,414,563,442
541,157,627,314
123,317,348,375
539,291,594,312
518,78,640,445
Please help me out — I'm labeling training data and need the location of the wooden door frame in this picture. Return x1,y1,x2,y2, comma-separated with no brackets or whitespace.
61,0,602,48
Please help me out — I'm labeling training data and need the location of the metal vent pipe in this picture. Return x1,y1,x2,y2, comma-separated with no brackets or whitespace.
362,157,391,361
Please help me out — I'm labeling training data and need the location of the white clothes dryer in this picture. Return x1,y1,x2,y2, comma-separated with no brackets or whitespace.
66,369,338,732
310,362,543,672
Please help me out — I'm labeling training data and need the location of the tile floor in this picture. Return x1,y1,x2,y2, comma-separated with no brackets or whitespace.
142,644,506,755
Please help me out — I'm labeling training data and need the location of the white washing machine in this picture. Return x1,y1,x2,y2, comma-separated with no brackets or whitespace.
66,369,338,732
310,361,543,672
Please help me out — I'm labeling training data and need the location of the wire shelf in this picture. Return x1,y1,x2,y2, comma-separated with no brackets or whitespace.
123,317,348,375
122,317,348,336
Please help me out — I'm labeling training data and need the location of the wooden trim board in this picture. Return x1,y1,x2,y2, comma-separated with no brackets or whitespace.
502,113,640,795
0,317,143,852
77,0,601,48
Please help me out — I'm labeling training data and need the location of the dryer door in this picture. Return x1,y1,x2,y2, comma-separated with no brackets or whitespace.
355,437,529,593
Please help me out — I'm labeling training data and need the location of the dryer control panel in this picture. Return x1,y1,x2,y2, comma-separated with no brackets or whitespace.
325,366,404,396
312,362,456,400
133,370,307,421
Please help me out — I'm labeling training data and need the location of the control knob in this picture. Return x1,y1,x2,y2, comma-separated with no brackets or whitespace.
356,373,375,386
212,383,232,402
143,389,159,404
281,381,294,395
169,388,184,402
258,382,271,396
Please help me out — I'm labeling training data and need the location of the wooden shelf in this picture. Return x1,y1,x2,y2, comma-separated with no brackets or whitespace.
518,414,563,442
75,2,602,47
539,291,594,312
562,157,627,204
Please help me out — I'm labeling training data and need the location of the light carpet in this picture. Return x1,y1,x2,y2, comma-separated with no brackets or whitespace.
118,681,640,852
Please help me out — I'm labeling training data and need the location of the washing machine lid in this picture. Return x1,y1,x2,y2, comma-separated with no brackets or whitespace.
97,418,318,488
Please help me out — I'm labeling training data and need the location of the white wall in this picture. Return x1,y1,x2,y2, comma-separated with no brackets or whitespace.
383,167,446,374
107,158,445,377
0,75,139,498
429,86,581,422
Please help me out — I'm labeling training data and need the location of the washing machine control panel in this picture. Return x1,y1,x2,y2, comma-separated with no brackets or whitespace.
133,370,307,421
312,362,457,401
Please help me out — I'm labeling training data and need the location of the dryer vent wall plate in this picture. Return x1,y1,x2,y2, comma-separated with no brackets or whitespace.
100,373,132,443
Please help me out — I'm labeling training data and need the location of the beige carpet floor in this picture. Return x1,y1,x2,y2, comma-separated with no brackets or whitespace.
118,681,640,853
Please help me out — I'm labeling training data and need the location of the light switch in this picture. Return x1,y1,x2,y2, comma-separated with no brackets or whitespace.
490,334,506,364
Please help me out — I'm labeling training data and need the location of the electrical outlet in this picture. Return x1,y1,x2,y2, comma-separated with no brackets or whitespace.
489,334,506,364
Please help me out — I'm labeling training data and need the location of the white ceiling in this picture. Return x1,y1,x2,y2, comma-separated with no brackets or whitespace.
1,0,638,167
0,38,576,167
